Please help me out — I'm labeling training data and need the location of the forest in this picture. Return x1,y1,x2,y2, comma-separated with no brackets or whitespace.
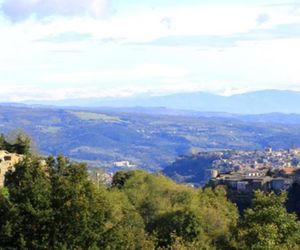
1,134,300,249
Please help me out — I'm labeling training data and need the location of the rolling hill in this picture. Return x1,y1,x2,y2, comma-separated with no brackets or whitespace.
2,105,300,172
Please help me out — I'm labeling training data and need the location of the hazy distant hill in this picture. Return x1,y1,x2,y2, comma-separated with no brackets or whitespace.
2,105,300,171
24,90,300,114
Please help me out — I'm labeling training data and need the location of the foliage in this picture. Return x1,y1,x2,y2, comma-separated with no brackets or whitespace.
0,155,239,249
0,156,152,249
1,138,300,249
111,170,238,249
0,132,32,155
287,182,300,219
2,156,52,249
237,191,300,250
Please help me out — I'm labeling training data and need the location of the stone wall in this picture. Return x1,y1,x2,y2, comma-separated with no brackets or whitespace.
0,150,22,187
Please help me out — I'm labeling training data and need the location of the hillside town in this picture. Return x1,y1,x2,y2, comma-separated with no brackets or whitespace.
212,148,300,171
207,148,300,193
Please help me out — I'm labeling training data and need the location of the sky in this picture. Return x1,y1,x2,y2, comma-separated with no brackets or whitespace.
0,0,300,102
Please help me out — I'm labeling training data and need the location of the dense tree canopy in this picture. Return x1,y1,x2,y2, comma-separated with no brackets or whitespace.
237,192,300,250
0,157,153,249
111,170,238,249
1,158,240,249
1,136,300,249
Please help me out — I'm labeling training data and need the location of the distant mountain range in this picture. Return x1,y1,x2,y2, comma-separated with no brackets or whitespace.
22,90,300,114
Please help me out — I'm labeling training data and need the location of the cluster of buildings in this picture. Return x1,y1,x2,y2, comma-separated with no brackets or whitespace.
0,150,22,187
211,148,300,172
207,148,300,193
211,168,296,193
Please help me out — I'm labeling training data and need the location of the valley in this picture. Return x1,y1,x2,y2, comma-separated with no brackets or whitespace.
2,104,300,173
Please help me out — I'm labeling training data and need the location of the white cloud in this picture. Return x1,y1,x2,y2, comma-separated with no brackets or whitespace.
45,64,187,84
0,81,204,102
1,0,112,21
0,1,300,102
0,84,125,102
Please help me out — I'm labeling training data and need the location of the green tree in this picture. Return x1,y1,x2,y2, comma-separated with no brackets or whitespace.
0,154,152,250
111,170,238,249
111,170,134,189
0,131,33,154
48,156,151,250
198,187,238,249
48,155,100,249
0,133,13,152
1,156,52,249
238,191,300,250
100,190,154,250
12,133,32,155
0,187,13,248
149,208,210,248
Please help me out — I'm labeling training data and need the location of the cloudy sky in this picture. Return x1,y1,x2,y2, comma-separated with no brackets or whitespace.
0,0,300,101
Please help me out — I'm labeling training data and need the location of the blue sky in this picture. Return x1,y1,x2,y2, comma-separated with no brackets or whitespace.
0,0,300,101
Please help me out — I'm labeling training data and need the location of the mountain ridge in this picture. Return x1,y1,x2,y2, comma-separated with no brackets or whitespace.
20,89,300,114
